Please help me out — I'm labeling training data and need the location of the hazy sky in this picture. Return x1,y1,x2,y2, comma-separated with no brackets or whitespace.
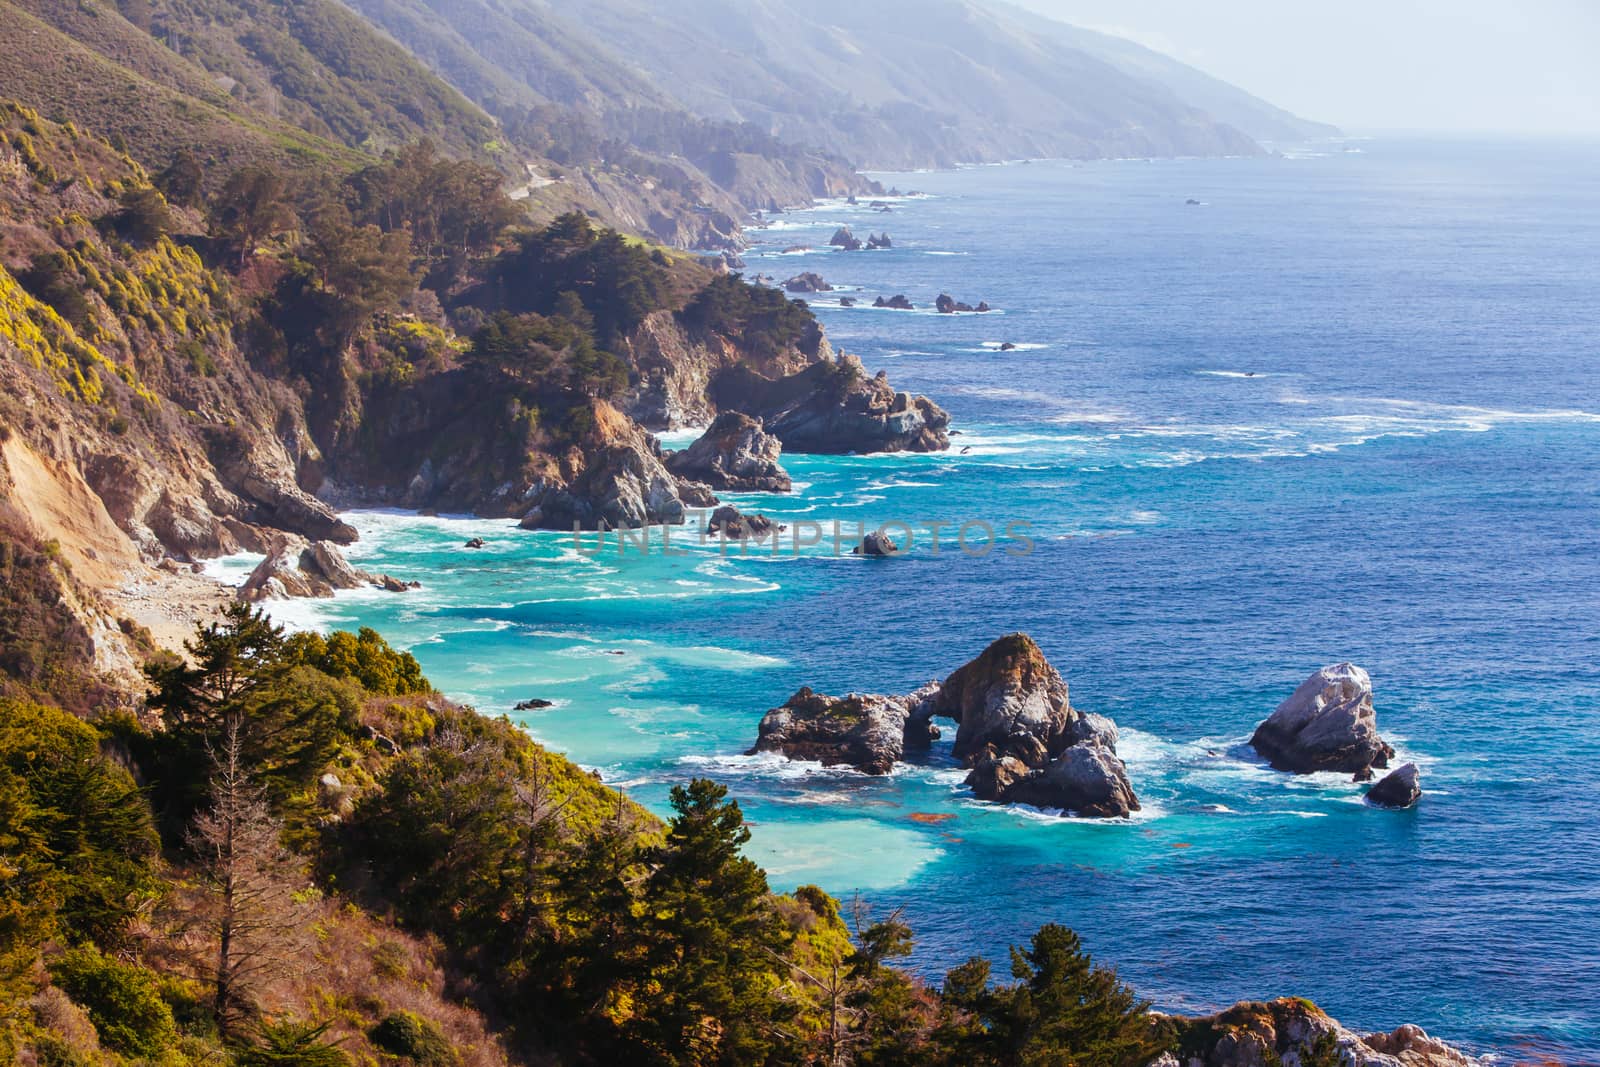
1007,0,1600,135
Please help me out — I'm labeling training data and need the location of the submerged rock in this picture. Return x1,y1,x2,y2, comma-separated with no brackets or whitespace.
1366,762,1421,808
1250,663,1395,779
665,412,791,492
838,296,856,307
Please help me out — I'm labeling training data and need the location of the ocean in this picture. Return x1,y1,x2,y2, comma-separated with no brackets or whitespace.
238,138,1600,1059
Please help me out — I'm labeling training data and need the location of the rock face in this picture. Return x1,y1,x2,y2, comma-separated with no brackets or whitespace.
1250,663,1395,779
1366,762,1421,808
747,633,1138,818
665,412,791,492
749,685,940,775
713,355,950,454
1169,999,1479,1067
783,272,832,293
934,633,1073,762
873,294,915,310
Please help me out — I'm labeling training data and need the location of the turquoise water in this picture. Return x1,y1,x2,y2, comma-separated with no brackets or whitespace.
249,140,1600,1058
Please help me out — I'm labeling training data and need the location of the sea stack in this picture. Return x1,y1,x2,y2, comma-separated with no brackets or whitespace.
1250,663,1395,780
748,634,1139,818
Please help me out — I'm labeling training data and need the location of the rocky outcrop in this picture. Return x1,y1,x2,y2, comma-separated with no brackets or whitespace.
783,272,832,293
933,633,1073,762
873,295,915,310
1366,762,1421,809
713,355,950,454
623,309,829,430
239,536,410,601
829,226,863,251
665,412,791,491
866,232,892,249
749,684,941,774
746,633,1138,818
1250,663,1395,779
1169,998,1479,1067
935,294,991,314
707,505,782,541
521,438,688,531
1362,1023,1478,1066
853,530,901,556
931,634,1139,817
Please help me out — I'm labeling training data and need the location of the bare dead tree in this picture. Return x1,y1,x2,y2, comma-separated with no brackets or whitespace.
188,716,308,1038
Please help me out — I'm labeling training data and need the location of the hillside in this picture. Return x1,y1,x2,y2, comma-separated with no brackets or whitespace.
350,0,1304,169
999,3,1340,143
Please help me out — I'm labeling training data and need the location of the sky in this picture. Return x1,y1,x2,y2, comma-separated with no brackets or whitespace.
1007,0,1600,135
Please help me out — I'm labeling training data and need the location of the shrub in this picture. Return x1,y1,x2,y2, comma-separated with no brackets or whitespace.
235,1019,351,1067
369,1011,454,1066
49,944,177,1057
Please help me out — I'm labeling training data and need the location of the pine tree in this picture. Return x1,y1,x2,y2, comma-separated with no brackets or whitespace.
631,779,792,1066
188,720,308,1038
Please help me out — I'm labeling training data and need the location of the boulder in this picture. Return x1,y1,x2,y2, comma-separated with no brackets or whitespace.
838,296,856,307
464,537,486,549
1250,663,1395,778
853,530,901,556
866,232,892,249
377,574,419,592
676,479,719,508
999,342,1018,351
665,412,791,492
995,741,1140,817
829,226,863,251
783,272,832,294
749,684,939,774
1366,762,1421,809
708,505,782,541
514,698,555,711
1363,1024,1478,1066
711,355,950,454
873,294,915,310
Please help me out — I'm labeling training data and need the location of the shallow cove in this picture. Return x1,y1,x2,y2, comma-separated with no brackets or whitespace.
257,139,1600,1059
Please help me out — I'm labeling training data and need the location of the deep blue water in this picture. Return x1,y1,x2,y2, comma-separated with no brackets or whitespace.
243,139,1600,1059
